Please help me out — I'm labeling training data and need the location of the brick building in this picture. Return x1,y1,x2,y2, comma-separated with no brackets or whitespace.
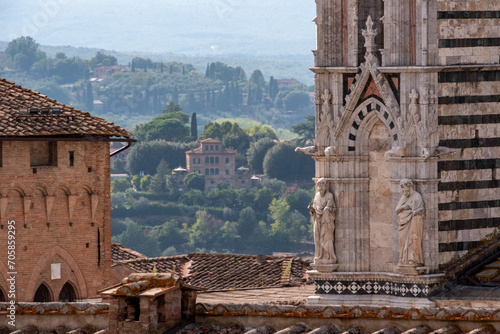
185,138,249,191
0,78,132,302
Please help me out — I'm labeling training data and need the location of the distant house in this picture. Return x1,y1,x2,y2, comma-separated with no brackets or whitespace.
277,78,301,89
185,138,250,191
93,65,127,79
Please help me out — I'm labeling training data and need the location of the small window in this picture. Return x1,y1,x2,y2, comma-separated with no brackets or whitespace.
215,157,219,164
226,169,229,175
210,145,214,151
34,283,52,302
215,168,219,175
210,181,215,184
59,282,77,302
215,145,219,151
210,157,214,164
242,180,246,184
69,151,74,166
30,141,57,167
225,158,229,164
205,168,209,175
205,157,209,164
210,168,214,175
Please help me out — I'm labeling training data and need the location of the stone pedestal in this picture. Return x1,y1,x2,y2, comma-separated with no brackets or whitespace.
310,263,339,273
306,271,444,307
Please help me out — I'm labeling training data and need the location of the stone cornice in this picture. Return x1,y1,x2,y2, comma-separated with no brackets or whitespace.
311,64,500,74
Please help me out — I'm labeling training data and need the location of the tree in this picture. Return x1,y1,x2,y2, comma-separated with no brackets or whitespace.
237,207,258,237
184,173,205,191
179,189,207,207
135,108,190,142
153,220,186,250
33,81,70,104
126,140,195,175
111,178,131,193
6,36,45,70
89,51,117,68
247,138,276,174
291,115,315,142
149,160,170,193
284,91,311,111
247,70,266,105
199,122,223,140
269,76,279,99
246,125,278,141
263,142,314,181
111,158,127,174
190,113,198,140
222,123,250,153
115,221,160,257
286,188,314,218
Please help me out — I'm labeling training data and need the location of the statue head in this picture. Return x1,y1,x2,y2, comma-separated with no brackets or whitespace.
400,178,414,197
316,178,328,195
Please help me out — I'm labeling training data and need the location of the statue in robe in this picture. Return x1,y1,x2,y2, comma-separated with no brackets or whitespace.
309,178,337,264
395,179,425,266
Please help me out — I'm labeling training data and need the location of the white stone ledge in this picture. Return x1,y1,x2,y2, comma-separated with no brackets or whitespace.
310,67,360,73
307,294,436,308
307,271,445,285
390,178,441,184
312,177,370,183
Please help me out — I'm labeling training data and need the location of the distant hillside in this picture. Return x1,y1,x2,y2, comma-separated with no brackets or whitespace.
0,41,315,85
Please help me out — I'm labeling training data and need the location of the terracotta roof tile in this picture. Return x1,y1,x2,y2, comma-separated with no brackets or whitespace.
111,243,147,262
119,253,310,291
0,78,131,138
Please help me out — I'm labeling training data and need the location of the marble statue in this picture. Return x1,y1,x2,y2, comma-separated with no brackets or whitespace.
309,178,337,264
395,179,425,266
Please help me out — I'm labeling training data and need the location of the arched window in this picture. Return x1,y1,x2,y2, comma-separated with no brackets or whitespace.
205,157,209,164
59,282,77,302
34,283,52,302
205,169,209,175
215,157,219,164
210,157,214,164
215,168,219,175
0,287,6,302
210,168,214,175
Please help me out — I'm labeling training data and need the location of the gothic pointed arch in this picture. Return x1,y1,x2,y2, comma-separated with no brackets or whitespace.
335,16,402,146
0,286,6,302
25,245,88,301
59,281,78,302
34,283,52,302
345,98,401,152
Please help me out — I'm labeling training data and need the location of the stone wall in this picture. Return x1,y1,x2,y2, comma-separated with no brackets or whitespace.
0,140,112,302
0,302,109,331
435,1,500,265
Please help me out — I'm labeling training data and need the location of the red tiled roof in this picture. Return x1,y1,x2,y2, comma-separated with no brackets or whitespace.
0,78,131,138
200,138,222,143
116,253,310,291
111,243,147,263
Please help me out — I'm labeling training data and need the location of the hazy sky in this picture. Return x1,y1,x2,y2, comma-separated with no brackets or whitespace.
0,0,316,55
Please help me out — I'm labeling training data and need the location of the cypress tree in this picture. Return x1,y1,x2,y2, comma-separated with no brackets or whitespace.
191,113,198,140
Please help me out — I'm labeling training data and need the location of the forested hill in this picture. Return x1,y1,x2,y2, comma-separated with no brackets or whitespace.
0,42,314,86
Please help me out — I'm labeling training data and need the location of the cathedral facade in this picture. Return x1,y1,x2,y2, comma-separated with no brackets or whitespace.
307,0,499,281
